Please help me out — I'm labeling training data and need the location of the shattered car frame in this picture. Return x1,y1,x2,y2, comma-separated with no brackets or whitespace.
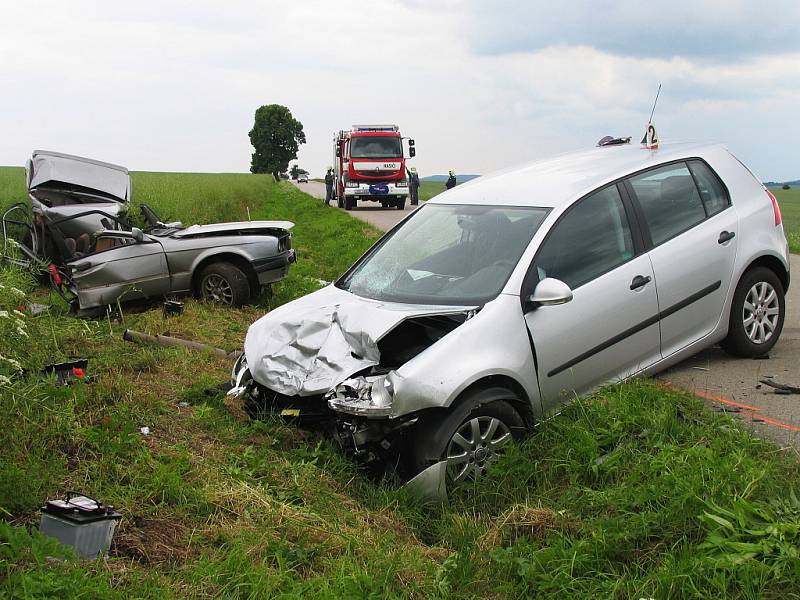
3,150,297,314
231,142,790,495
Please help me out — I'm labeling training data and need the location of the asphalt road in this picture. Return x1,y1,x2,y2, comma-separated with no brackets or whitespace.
292,180,419,231
292,181,800,449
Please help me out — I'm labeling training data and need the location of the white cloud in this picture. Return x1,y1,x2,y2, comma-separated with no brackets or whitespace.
0,0,798,181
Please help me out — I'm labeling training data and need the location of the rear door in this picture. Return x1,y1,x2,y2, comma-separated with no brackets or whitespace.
69,237,171,307
523,184,661,411
625,160,738,358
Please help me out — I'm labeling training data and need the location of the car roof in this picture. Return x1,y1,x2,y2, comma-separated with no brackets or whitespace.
31,150,129,174
428,141,726,208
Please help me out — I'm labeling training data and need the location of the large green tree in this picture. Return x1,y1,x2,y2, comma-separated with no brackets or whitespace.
248,104,306,180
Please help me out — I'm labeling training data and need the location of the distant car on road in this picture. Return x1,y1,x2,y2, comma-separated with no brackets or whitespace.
297,173,309,183
231,141,790,491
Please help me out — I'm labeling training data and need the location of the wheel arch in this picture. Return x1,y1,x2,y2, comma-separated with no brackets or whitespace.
444,374,535,429
191,252,259,296
742,253,790,293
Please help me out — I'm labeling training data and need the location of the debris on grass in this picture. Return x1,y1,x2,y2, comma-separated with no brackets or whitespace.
478,504,574,549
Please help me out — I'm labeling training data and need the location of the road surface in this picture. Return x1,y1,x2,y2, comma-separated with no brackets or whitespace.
292,180,800,449
292,180,416,231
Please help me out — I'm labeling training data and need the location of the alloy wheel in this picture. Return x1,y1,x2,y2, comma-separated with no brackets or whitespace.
202,274,234,305
445,416,512,483
742,281,780,344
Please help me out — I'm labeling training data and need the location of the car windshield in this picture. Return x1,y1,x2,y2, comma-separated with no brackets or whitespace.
350,136,402,159
338,204,549,305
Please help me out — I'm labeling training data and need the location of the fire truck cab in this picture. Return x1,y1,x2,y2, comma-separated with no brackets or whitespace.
333,124,416,210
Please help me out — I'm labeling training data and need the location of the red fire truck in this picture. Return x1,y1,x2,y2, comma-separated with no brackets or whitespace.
333,124,416,210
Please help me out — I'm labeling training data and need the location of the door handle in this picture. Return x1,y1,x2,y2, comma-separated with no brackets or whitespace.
72,262,93,272
718,230,736,244
630,275,651,290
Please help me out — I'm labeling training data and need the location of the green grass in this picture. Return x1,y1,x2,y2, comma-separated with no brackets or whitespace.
419,180,446,202
774,187,800,253
2,167,800,597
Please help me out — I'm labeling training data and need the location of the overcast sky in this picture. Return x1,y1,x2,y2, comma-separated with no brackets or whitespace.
1,1,798,180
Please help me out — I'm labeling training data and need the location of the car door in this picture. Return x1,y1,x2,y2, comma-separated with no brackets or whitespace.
523,184,661,412
69,234,171,307
625,160,738,358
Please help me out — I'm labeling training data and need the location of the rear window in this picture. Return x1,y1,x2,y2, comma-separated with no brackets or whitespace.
688,159,729,217
628,163,706,246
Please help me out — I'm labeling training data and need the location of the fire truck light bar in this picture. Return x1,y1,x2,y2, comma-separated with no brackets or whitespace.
352,124,399,132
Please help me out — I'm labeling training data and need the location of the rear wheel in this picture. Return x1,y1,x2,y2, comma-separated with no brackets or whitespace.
198,262,251,307
721,266,785,357
404,387,525,485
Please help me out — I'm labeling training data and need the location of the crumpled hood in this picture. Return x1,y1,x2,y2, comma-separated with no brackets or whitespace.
171,220,294,238
244,285,473,396
27,150,131,202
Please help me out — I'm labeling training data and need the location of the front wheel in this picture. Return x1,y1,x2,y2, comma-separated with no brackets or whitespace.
198,262,251,307
721,266,785,357
404,389,525,485
396,198,406,210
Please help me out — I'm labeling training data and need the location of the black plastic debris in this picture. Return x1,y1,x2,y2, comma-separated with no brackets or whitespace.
597,136,632,147
163,300,184,318
39,492,122,559
759,379,800,395
40,359,90,386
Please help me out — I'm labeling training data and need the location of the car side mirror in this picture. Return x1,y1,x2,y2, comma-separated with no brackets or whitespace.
336,147,341,157
409,147,416,158
131,227,144,242
528,277,573,308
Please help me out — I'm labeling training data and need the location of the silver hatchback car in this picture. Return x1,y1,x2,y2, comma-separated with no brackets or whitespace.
231,141,789,488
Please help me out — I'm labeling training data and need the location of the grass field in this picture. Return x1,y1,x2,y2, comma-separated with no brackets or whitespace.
2,167,800,597
773,187,800,253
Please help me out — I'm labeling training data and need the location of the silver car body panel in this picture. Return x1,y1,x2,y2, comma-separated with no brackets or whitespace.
28,150,131,202
241,141,789,422
171,220,294,238
27,150,132,239
244,284,477,397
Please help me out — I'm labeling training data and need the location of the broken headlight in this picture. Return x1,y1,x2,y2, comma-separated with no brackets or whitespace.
326,373,395,417
227,352,252,398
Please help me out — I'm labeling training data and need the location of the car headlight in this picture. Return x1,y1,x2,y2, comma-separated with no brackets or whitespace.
396,180,408,187
345,181,359,188
228,352,252,397
326,373,395,417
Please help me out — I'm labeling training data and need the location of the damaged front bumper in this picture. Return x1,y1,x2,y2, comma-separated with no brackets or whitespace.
228,353,447,502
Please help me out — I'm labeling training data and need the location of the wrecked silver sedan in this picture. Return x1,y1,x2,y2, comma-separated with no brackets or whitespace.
231,142,790,490
2,151,296,314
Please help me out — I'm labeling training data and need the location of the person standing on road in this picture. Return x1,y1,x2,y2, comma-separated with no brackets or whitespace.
324,167,335,206
408,166,420,205
445,170,457,190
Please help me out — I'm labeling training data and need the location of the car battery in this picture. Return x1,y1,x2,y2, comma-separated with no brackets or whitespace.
39,492,121,559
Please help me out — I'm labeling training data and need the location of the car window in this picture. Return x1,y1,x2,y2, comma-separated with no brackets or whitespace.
339,204,549,305
688,159,729,217
533,185,634,289
628,163,706,246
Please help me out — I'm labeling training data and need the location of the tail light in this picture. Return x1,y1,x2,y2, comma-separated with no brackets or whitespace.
766,189,782,226
48,264,62,286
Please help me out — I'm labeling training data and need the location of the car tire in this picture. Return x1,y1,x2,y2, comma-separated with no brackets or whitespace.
403,387,526,485
721,266,785,357
345,197,355,211
397,198,406,210
198,262,251,307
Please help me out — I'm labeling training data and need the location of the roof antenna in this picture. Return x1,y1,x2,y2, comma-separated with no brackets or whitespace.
641,83,661,148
